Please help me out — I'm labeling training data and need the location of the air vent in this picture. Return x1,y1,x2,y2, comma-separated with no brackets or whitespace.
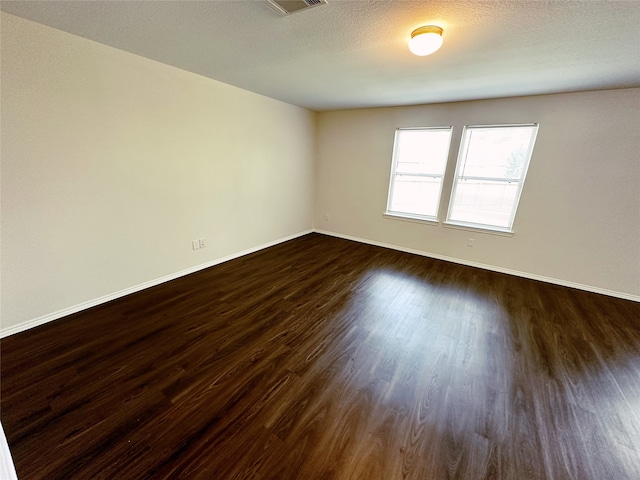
263,0,328,16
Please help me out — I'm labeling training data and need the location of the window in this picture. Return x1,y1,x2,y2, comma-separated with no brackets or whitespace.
446,124,538,233
386,127,453,221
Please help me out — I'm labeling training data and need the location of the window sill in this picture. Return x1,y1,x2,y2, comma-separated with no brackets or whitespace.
443,221,514,237
383,212,439,226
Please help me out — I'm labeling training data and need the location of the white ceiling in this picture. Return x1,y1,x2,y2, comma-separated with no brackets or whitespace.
2,0,640,111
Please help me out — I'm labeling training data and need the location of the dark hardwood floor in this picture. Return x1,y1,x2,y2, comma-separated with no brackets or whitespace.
2,233,639,479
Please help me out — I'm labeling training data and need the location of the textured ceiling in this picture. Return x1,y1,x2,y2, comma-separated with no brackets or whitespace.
2,0,639,111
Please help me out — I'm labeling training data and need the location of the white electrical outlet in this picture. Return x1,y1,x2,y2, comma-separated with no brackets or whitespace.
199,238,206,248
192,239,200,250
467,238,476,247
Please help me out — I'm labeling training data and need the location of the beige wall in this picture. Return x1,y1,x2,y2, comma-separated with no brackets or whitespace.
2,14,638,336
0,13,315,331
315,89,640,298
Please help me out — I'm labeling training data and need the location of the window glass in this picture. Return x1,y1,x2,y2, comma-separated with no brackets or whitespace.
386,128,453,220
446,124,538,232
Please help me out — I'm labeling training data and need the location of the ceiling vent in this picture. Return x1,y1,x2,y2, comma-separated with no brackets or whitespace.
263,0,327,16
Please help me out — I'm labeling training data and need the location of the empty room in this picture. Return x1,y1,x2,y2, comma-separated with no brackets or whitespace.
1,1,639,479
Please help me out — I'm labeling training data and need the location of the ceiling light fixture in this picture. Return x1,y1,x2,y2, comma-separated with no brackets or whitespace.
408,25,444,56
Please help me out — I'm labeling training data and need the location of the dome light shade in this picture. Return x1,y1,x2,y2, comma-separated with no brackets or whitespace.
408,25,444,56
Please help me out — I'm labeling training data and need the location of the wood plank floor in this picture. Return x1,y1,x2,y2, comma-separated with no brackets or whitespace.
2,233,639,479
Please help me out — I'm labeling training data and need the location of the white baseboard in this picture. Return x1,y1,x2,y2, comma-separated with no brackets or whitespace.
0,230,313,339
3,227,636,339
313,229,640,302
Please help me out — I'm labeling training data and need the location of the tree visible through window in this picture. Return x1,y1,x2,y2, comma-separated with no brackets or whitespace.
446,124,539,232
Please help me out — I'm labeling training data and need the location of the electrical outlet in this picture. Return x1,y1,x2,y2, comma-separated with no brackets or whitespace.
192,239,200,250
199,238,206,248
467,238,476,247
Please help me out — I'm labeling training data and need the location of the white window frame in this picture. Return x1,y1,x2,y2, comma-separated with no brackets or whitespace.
385,126,453,223
445,123,539,234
